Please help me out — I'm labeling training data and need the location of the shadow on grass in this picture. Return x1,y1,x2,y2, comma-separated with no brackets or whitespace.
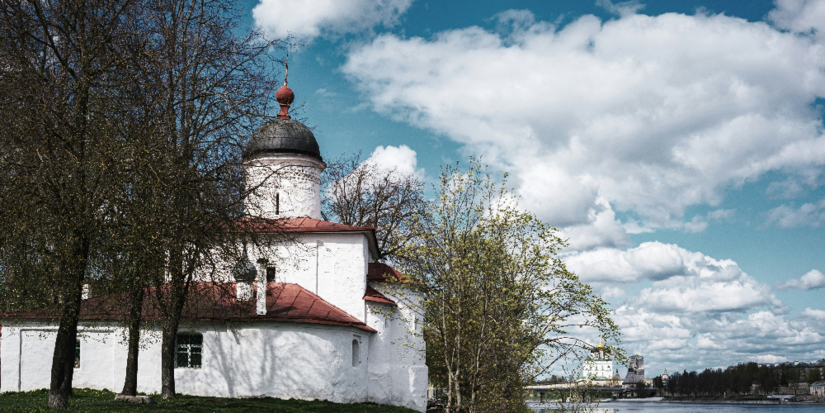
0,388,418,412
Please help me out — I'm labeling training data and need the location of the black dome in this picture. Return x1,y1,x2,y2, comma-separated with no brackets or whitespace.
245,119,322,160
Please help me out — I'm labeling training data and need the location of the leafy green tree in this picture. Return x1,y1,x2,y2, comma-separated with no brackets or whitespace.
0,0,142,407
397,159,620,413
807,367,822,385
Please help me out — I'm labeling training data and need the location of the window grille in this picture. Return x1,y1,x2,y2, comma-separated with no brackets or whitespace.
175,334,203,368
74,339,80,369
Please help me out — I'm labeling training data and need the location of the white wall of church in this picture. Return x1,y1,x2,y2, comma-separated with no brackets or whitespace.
244,155,324,220
365,286,428,412
1,321,377,405
197,232,370,323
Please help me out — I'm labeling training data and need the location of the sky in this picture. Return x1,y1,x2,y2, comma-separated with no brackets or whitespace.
242,0,825,376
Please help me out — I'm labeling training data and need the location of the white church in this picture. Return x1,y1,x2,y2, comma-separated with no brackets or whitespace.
581,341,619,385
0,83,428,411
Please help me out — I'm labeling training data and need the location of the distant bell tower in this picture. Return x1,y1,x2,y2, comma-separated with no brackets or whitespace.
243,59,325,219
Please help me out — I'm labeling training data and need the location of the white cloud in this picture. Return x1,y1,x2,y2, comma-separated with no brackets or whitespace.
560,198,630,252
776,269,825,290
769,0,825,42
596,0,646,17
252,0,413,41
764,198,825,227
567,242,696,283
342,8,825,231
801,307,825,319
365,144,423,178
753,354,788,364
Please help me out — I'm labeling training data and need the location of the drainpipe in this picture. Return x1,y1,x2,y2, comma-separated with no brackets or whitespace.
316,240,323,294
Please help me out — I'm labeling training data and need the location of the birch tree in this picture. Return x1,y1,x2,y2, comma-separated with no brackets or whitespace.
398,159,620,413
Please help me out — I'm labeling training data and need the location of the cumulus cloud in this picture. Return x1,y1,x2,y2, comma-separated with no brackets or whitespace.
342,7,825,233
616,305,823,373
252,0,413,41
560,198,630,252
801,307,825,319
567,242,694,283
596,0,646,17
775,269,825,290
565,241,825,371
365,144,423,178
764,198,825,227
568,241,783,313
769,0,825,42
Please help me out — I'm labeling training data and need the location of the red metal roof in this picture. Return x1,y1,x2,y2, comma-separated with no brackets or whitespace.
1,282,375,333
363,286,397,306
367,262,418,284
230,217,376,233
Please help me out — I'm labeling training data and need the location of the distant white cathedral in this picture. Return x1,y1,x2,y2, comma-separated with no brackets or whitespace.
582,341,619,384
0,83,428,411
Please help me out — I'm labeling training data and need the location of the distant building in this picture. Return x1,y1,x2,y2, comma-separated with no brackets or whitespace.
662,369,669,386
623,352,645,387
812,382,825,397
581,341,619,385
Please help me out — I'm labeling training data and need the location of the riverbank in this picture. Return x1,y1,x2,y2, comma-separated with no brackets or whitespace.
653,396,825,405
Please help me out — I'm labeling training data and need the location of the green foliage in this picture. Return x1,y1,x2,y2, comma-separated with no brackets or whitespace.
807,367,822,385
397,158,620,413
0,389,417,413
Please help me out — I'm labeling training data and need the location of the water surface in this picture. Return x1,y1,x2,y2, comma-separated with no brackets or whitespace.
527,401,825,412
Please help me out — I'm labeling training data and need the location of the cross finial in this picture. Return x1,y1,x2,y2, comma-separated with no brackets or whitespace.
284,52,289,87
276,52,295,120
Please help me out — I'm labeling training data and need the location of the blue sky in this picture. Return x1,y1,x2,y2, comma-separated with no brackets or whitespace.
243,0,825,375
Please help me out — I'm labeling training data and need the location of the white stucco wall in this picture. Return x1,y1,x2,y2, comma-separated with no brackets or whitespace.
365,285,428,412
1,321,373,404
195,232,370,323
244,154,324,220
583,358,615,380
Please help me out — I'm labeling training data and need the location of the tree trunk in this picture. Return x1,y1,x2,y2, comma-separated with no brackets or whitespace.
120,286,145,396
48,251,86,409
160,314,181,399
160,257,188,400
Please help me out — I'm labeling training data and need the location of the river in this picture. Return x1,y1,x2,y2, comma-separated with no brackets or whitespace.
526,400,825,412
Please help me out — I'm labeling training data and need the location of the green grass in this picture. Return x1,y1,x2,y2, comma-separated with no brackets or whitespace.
0,388,419,412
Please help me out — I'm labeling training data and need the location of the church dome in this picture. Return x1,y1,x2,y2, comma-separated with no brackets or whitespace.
232,246,257,282
245,119,322,161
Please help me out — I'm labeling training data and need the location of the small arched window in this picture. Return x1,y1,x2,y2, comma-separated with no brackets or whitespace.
351,339,361,367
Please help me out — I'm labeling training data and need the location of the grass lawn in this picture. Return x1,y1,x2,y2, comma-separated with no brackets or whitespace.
0,388,420,412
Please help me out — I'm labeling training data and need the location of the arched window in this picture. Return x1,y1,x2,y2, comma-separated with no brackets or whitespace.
175,333,203,368
351,339,361,367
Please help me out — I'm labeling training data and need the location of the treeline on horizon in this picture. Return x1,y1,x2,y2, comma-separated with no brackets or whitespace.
652,360,825,396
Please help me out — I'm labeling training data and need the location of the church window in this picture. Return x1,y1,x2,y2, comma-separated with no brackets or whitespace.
74,339,80,369
266,266,276,282
351,338,361,367
175,334,203,368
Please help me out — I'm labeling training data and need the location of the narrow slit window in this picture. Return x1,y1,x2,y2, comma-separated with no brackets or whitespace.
175,334,203,369
275,192,280,215
74,339,80,369
352,339,361,367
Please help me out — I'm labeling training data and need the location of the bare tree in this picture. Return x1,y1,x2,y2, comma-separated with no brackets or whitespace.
0,0,141,408
133,0,283,399
322,152,425,261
